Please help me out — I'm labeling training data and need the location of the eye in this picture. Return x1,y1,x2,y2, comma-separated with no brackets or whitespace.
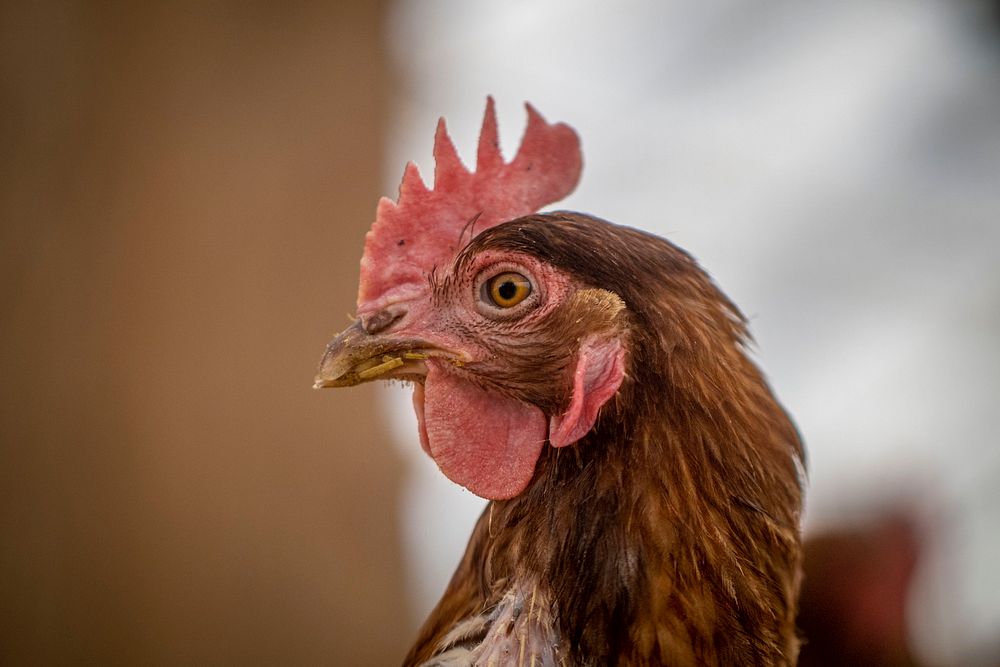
484,272,532,308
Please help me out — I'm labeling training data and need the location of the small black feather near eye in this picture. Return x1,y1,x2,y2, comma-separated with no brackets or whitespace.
484,272,532,308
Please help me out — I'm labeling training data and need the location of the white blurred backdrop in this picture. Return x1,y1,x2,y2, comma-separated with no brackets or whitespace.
378,1,1000,664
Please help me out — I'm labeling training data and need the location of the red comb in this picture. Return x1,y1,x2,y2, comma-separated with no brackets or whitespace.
357,97,582,311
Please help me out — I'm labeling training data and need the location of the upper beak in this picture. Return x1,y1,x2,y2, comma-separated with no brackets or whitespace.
313,319,461,389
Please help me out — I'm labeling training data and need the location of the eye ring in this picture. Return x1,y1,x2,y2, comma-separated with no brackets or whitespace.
483,271,532,309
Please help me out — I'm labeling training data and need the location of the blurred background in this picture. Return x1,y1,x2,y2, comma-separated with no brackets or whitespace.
2,1,998,665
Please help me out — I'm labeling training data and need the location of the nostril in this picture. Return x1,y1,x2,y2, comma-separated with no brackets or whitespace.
361,307,404,335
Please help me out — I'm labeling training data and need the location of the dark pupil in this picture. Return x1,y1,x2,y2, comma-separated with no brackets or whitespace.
497,280,518,301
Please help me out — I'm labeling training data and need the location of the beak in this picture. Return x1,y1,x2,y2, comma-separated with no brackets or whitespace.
313,318,462,389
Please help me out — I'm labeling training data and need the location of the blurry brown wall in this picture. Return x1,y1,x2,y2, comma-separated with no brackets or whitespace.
0,2,410,663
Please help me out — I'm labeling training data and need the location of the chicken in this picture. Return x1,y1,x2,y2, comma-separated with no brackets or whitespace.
315,99,804,665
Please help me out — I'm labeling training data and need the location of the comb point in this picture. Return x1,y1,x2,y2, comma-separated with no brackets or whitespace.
476,96,503,172
398,161,428,203
375,196,397,215
513,102,550,163
524,101,545,126
433,117,468,189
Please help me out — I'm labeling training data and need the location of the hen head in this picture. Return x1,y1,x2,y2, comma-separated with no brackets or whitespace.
316,100,628,500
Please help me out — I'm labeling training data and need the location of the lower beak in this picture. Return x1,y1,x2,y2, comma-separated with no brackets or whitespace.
313,320,453,389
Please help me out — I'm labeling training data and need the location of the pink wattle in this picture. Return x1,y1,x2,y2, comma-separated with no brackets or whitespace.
415,360,547,500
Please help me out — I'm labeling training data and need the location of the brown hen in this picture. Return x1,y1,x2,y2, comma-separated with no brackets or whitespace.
316,99,804,666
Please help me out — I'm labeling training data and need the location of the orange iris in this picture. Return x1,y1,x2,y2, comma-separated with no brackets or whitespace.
487,272,531,308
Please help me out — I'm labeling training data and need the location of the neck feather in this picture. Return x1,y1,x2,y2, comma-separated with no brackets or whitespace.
479,324,804,665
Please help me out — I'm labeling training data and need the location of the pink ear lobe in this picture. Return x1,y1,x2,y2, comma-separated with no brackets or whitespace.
549,336,626,448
